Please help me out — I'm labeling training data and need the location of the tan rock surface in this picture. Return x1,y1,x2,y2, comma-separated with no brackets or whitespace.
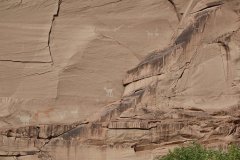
0,0,178,125
0,0,240,159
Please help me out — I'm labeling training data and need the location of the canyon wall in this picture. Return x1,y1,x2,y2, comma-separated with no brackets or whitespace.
0,0,240,159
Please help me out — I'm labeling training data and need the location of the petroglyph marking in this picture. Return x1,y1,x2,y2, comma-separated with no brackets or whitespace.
17,114,31,125
104,87,113,97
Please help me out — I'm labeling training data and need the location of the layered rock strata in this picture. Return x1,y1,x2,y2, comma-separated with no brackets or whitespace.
1,0,240,160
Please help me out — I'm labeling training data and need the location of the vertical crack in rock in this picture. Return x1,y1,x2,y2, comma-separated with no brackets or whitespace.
172,48,199,93
173,64,189,91
48,0,62,65
168,0,180,21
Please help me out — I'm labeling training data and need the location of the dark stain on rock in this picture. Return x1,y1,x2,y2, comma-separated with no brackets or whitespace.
137,47,173,67
175,13,209,46
62,125,87,140
125,47,173,81
99,99,134,122
207,1,223,7
175,26,195,46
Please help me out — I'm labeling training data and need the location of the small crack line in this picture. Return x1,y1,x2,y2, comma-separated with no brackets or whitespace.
0,46,48,57
0,59,52,64
23,70,52,77
173,66,188,89
99,34,141,61
48,0,62,65
190,1,223,14
168,0,180,22
79,0,124,12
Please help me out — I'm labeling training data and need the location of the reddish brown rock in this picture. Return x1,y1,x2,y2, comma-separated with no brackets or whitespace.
1,0,240,160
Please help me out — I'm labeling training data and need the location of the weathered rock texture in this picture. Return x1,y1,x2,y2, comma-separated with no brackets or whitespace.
0,0,240,159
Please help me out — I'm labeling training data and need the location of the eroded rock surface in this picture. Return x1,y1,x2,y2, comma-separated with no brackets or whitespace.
1,0,240,159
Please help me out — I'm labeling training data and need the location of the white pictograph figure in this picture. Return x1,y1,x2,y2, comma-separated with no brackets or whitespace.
146,30,154,37
104,87,113,97
71,108,79,115
18,115,31,125
146,28,160,38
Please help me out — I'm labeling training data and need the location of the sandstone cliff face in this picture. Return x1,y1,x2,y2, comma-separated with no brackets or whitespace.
0,0,240,159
